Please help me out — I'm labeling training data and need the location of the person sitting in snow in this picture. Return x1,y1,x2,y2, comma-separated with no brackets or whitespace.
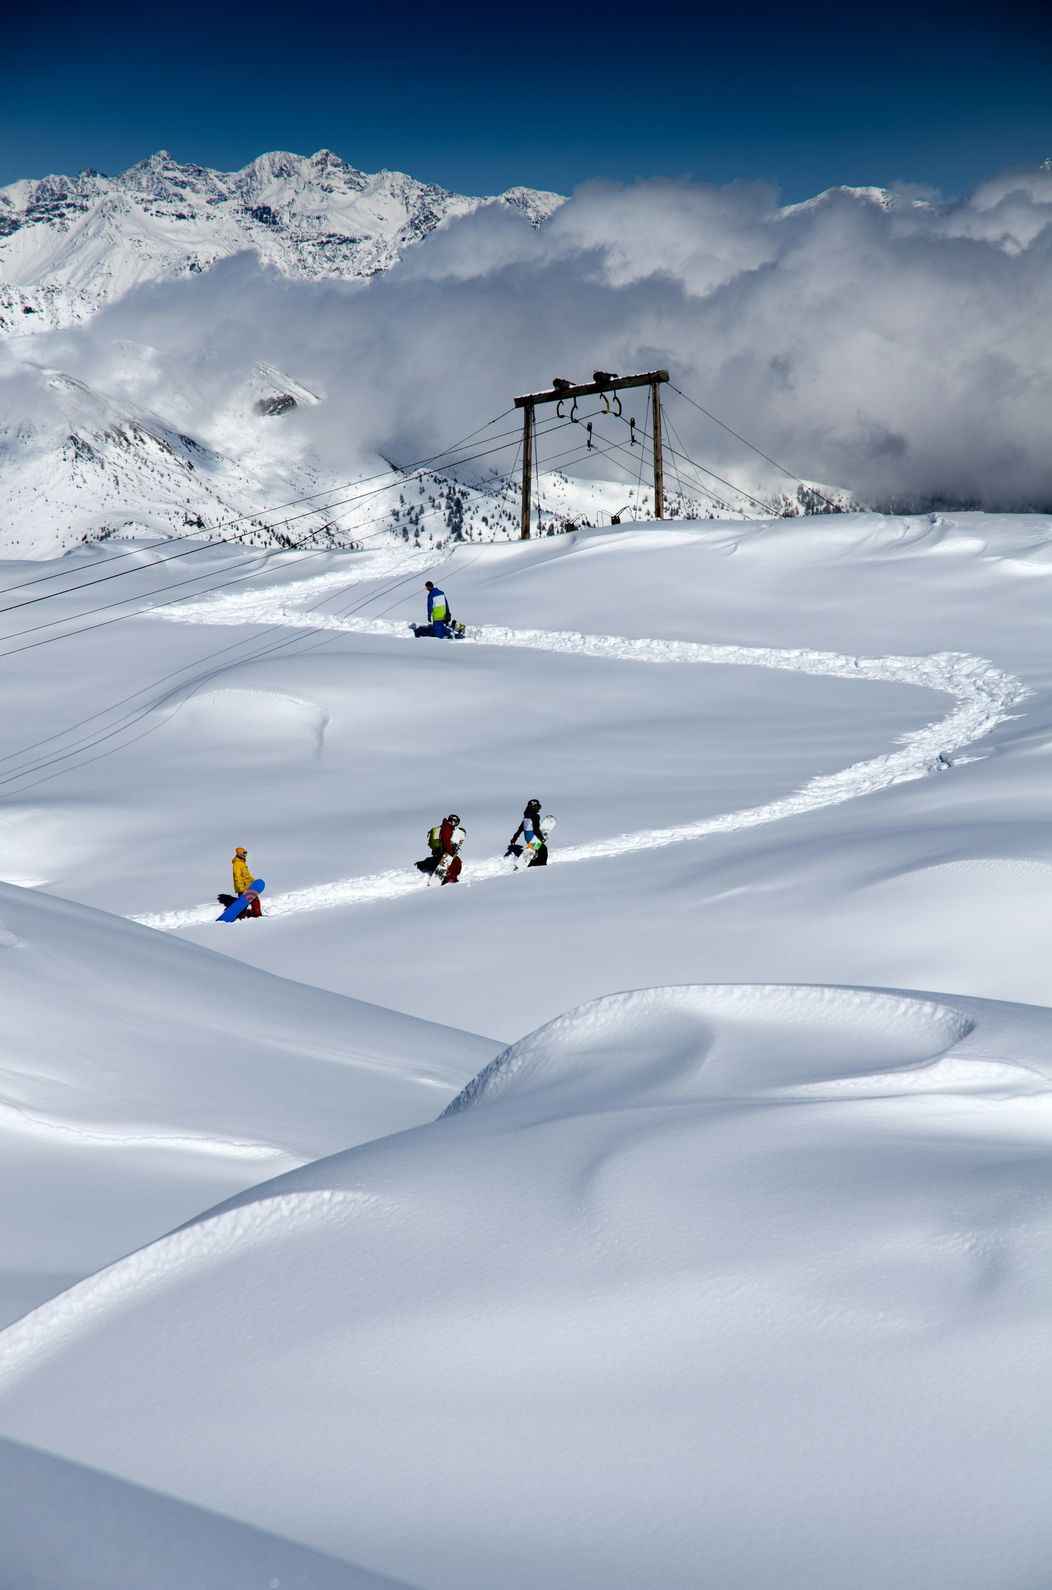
413,580,451,638
426,581,451,637
230,845,263,917
412,582,465,639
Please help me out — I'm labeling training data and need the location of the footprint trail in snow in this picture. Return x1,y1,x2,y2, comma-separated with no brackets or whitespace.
134,580,1027,932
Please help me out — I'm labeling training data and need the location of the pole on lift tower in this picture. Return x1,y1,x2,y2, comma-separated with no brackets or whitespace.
651,379,665,520
520,402,535,539
513,371,669,532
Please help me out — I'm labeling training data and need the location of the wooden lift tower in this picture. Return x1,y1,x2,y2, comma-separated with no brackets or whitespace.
513,370,669,538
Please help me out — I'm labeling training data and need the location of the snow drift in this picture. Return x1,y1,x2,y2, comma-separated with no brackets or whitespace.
0,981,1049,1589
0,878,493,1326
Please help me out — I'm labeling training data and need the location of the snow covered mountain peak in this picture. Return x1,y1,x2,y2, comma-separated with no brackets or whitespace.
0,150,565,329
778,183,898,219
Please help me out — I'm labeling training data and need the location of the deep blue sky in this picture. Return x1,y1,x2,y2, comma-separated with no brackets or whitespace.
3,0,1049,199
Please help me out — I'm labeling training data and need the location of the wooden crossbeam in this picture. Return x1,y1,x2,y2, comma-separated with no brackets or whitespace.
514,370,669,409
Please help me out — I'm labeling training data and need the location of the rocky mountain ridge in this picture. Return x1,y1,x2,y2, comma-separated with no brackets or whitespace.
0,149,564,326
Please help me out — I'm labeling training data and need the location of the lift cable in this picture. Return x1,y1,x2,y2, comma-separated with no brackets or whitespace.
0,417,591,651
668,383,845,514
0,406,521,601
0,413,583,621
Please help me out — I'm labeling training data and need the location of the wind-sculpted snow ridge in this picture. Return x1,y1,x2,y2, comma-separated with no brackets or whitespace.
137,605,1026,932
0,983,1049,1589
441,983,976,1119
0,1095,283,1159
0,985,978,1373
0,1191,368,1377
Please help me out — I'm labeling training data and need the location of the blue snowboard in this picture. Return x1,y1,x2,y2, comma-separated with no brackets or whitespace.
216,879,266,921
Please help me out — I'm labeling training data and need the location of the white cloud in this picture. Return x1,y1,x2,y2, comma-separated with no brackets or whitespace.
6,163,1052,511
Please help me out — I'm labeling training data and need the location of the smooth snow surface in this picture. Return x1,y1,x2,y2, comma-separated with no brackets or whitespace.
0,983,1050,1590
2,510,1052,1585
0,1437,413,1588
0,880,493,1326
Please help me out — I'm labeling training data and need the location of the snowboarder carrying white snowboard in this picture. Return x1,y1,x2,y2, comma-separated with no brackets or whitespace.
416,814,466,884
411,801,553,888
506,800,552,867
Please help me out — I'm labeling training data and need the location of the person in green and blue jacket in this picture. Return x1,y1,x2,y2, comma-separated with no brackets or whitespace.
424,581,451,637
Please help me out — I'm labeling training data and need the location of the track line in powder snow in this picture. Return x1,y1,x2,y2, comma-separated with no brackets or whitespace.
0,1096,300,1160
135,603,1027,933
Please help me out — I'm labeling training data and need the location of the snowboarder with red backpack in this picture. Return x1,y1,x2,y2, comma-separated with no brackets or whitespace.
417,814,466,884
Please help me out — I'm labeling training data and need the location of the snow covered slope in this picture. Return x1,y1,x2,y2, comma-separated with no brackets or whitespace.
0,150,563,321
2,511,1050,1039
0,878,493,1328
0,278,94,334
1,510,1052,1583
25,509,1035,1035
0,982,1049,1589
0,1437,412,1589
0,363,340,557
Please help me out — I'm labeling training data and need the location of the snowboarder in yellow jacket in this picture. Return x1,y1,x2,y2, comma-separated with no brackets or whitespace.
232,848,253,894
231,847,262,917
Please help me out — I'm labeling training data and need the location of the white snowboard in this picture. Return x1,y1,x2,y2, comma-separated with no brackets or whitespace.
428,827,467,885
511,815,556,870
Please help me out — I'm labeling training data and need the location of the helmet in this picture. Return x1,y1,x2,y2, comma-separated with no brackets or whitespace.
447,813,460,825
235,846,248,856
526,798,541,811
